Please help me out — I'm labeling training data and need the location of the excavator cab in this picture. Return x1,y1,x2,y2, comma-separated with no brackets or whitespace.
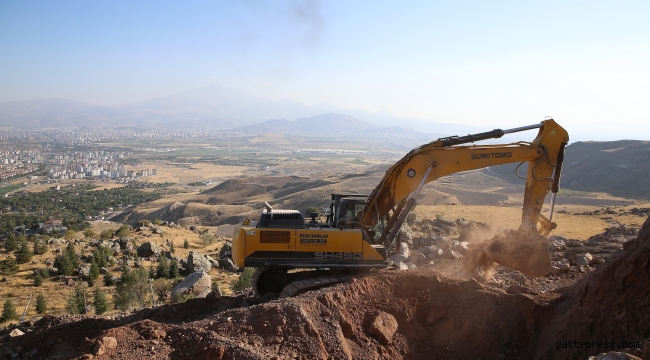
329,194,368,229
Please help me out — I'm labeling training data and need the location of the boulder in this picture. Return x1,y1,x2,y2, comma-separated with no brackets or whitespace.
407,253,426,266
101,337,118,350
428,248,444,260
442,248,463,260
188,252,212,272
397,262,409,270
367,311,398,345
557,260,571,271
171,271,212,303
418,246,433,255
116,237,134,252
406,262,417,270
219,242,232,259
576,253,594,266
548,266,562,276
436,238,452,250
110,242,121,255
137,242,162,258
452,242,469,255
77,265,91,279
399,242,410,258
390,254,407,265
218,258,237,272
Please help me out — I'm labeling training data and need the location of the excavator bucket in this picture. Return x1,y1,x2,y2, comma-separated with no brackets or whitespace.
464,230,552,278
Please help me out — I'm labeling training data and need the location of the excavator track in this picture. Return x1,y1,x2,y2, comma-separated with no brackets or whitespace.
251,267,371,298
279,275,352,298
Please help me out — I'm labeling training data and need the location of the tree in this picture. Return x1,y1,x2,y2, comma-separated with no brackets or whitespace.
54,242,78,276
200,233,216,248
183,239,189,249
104,273,116,286
65,283,87,314
100,229,113,240
232,268,255,292
0,256,18,275
33,237,48,255
64,242,79,268
93,287,109,315
34,274,43,287
1,299,18,323
15,238,33,264
4,234,18,252
113,268,151,311
169,241,175,253
156,255,169,279
35,292,47,314
148,264,156,279
88,260,100,287
83,228,96,239
169,258,180,279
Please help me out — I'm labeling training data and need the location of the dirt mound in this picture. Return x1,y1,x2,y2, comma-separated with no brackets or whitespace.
3,219,648,359
535,215,650,359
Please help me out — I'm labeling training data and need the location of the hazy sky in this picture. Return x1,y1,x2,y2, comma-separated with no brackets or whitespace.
0,1,648,138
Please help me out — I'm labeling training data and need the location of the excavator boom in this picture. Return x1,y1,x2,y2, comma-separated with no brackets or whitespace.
361,119,569,277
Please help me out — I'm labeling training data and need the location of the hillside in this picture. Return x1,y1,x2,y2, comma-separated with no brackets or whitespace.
489,140,650,200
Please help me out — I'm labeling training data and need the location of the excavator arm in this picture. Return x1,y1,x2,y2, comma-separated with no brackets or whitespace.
360,118,569,277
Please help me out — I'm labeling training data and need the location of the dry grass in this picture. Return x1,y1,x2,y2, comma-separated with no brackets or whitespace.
124,162,246,184
413,202,650,240
0,222,241,324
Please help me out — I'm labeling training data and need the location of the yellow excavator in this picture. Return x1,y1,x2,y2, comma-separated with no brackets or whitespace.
231,118,569,296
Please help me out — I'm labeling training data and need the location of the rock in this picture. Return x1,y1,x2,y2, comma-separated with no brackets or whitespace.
587,352,641,360
219,242,232,259
171,271,212,303
77,265,91,279
452,241,469,255
206,289,222,300
110,242,121,254
116,237,134,252
99,267,109,275
22,349,37,358
548,266,562,275
101,337,117,350
406,262,417,270
153,227,163,234
397,262,409,270
93,342,106,356
137,242,162,258
418,246,433,255
428,248,444,260
548,238,567,251
436,238,451,250
188,252,212,272
65,278,77,287
8,329,24,339
399,242,410,258
390,254,407,264
576,253,594,266
557,260,571,271
339,317,354,338
407,253,426,266
367,311,398,345
442,248,463,260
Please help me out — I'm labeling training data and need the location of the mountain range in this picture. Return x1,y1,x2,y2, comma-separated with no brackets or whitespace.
0,84,485,135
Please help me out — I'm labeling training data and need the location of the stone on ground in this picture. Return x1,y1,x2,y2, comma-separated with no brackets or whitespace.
171,271,212,303
367,311,399,345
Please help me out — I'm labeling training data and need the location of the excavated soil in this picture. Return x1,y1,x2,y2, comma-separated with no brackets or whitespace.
2,217,650,360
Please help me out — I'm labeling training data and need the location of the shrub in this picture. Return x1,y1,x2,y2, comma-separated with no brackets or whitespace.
64,230,77,241
183,239,189,249
169,258,180,279
116,225,130,238
4,234,18,252
65,283,88,314
33,237,48,255
152,278,173,303
93,287,109,315
0,256,18,275
15,238,33,264
200,233,216,248
1,299,18,323
34,274,43,287
35,292,47,314
113,268,151,311
169,241,175,253
156,255,169,279
104,273,116,286
88,260,100,286
232,268,255,292
100,229,113,240
83,229,96,239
